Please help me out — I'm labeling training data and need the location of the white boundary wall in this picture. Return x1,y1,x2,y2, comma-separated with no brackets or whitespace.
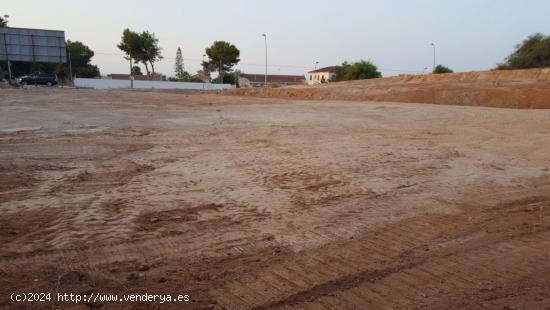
74,78,234,90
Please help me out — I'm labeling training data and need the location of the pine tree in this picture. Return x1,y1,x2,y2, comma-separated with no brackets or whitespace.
174,47,185,79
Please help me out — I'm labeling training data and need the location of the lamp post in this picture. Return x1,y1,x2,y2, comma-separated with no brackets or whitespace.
201,54,207,89
262,33,267,87
430,43,436,72
67,42,73,81
3,15,12,82
129,53,134,89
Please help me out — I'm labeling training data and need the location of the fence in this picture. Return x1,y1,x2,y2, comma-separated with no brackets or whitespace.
74,78,234,90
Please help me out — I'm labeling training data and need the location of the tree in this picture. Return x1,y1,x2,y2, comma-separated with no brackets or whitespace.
0,14,8,27
117,29,163,79
221,71,237,84
168,74,203,83
433,65,453,74
53,40,100,80
195,69,210,83
203,41,240,84
333,60,381,81
140,31,162,77
117,29,144,75
497,33,550,70
171,47,204,82
132,65,143,75
174,47,185,79
67,41,100,77
70,65,100,78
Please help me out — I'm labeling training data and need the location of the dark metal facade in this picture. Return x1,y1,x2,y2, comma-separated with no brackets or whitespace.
0,27,67,63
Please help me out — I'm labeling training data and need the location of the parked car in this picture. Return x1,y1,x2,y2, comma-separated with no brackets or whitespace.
19,74,58,86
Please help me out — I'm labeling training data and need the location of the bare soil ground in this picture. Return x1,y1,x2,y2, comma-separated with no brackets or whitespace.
228,68,550,109
1,88,550,309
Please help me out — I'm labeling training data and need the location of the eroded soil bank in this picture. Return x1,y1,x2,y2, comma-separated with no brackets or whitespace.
227,68,550,109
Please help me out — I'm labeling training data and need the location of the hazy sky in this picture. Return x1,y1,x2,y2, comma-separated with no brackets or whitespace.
3,0,550,77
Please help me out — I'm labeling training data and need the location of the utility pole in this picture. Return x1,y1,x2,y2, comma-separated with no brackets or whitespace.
67,42,73,81
3,15,11,82
129,53,134,89
430,43,436,72
262,33,267,87
202,54,206,89
3,32,12,82
7,60,11,82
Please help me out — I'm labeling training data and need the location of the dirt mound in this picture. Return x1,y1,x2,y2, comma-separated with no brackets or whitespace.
226,68,550,109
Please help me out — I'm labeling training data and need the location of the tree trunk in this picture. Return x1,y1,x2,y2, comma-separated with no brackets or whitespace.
219,60,223,84
150,62,155,79
143,62,151,79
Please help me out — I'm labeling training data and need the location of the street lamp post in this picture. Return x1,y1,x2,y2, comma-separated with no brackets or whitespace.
67,43,73,81
129,53,134,89
430,43,436,72
3,15,12,82
262,33,267,87
201,54,207,89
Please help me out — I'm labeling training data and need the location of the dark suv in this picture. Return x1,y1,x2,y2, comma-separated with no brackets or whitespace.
19,74,58,86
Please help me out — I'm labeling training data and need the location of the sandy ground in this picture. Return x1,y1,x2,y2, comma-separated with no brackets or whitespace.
1,88,550,309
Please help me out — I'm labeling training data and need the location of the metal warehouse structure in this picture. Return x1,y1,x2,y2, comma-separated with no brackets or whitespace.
0,27,67,81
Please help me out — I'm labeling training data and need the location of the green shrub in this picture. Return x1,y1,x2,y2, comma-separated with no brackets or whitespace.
498,33,550,69
433,65,453,74
333,60,381,81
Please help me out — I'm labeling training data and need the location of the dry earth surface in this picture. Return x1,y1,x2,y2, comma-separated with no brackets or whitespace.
1,88,550,309
228,68,550,109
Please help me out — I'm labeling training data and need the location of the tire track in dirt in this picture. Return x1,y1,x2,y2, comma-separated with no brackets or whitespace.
214,228,550,310
0,232,272,272
287,233,550,310
210,218,449,309
209,187,550,309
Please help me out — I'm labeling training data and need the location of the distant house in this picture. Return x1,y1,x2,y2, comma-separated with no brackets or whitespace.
307,66,340,85
238,73,306,88
107,74,167,81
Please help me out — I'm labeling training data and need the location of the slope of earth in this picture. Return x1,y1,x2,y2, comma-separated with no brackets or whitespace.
227,68,550,109
0,89,549,309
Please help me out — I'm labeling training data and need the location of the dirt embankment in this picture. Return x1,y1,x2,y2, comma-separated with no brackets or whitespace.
226,68,550,109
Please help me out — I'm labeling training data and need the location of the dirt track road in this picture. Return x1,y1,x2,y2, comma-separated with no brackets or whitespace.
1,89,550,309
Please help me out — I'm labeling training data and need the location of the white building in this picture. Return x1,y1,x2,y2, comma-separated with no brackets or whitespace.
306,66,340,85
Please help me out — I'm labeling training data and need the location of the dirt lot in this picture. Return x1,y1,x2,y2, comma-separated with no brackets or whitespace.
1,88,550,309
